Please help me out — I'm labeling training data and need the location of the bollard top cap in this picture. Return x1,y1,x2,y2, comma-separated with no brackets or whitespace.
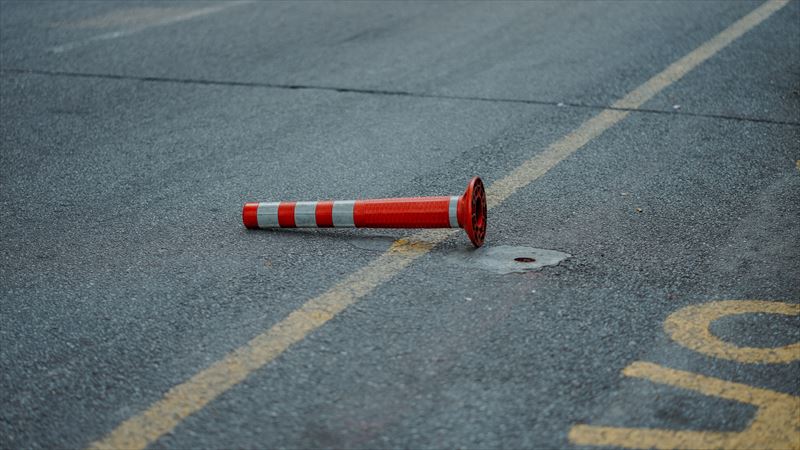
462,177,486,247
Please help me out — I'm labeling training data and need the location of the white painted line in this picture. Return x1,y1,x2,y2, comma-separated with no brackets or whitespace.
47,2,251,54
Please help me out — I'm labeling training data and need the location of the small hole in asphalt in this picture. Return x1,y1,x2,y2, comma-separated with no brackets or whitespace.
514,257,536,263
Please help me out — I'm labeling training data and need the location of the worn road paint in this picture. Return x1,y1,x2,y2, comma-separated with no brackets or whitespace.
665,300,800,364
47,2,251,53
87,1,791,448
569,361,800,449
447,245,570,274
51,7,198,29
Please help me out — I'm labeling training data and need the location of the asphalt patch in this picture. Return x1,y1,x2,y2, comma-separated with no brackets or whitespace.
446,244,571,274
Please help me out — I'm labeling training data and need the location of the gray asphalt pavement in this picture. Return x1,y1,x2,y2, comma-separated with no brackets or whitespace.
1,1,798,449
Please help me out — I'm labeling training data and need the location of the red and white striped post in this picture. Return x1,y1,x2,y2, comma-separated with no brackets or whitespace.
243,176,487,247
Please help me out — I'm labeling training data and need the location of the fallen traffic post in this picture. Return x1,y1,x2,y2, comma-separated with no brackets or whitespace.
243,176,487,247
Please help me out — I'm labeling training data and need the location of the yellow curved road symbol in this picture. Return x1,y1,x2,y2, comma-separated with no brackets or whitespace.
665,300,800,364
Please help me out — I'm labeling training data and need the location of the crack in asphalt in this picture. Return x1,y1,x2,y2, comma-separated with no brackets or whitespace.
3,67,798,127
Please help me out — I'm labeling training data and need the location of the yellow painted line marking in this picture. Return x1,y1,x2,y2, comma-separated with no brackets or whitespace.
89,238,436,450
569,361,800,449
47,2,252,54
88,1,791,448
487,0,790,209
665,300,800,364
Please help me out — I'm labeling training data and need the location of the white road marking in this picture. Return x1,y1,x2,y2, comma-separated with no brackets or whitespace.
47,2,251,54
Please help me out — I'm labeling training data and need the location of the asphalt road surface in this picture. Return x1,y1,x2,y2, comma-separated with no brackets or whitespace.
1,1,799,449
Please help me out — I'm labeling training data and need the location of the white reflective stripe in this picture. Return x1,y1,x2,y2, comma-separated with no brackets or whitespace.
449,196,460,228
332,200,355,227
294,201,317,227
256,202,279,228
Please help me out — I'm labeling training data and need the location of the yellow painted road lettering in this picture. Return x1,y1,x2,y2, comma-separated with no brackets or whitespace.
569,361,800,449
665,300,800,364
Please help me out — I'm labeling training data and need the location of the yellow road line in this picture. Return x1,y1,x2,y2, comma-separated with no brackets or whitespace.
88,1,790,448
90,238,436,450
488,0,789,208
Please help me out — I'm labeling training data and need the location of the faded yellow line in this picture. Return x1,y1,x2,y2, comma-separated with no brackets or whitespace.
88,1,790,448
569,361,800,449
